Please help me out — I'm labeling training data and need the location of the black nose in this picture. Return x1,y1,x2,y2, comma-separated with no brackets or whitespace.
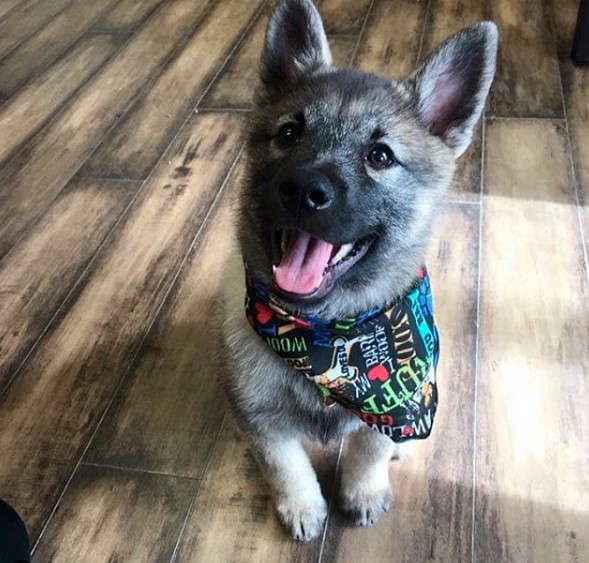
279,169,334,214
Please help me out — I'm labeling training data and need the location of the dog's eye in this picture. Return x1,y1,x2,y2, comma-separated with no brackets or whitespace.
366,144,396,169
276,121,301,147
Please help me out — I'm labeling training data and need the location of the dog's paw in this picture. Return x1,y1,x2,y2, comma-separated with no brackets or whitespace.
339,484,393,526
276,494,327,541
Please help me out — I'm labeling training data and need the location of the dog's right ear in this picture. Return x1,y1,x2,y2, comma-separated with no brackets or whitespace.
410,22,498,157
258,0,331,102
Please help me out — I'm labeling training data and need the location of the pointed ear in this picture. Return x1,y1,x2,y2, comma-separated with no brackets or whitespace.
258,0,331,100
411,22,498,156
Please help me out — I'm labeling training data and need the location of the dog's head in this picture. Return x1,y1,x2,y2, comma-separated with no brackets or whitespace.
238,0,497,317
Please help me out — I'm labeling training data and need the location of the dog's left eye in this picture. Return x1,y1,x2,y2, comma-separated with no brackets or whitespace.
366,144,396,169
276,121,301,148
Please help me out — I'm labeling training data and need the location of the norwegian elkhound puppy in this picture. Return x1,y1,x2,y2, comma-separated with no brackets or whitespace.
218,0,497,541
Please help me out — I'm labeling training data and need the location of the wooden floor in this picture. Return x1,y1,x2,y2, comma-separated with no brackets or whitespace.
0,0,588,561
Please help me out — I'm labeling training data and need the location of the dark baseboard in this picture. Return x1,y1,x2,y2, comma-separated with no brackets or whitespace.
572,0,589,65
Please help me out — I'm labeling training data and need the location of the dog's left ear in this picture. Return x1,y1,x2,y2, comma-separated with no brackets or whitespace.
410,22,498,157
258,0,331,101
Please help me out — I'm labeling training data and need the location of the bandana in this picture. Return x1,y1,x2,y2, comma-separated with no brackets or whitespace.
244,268,440,442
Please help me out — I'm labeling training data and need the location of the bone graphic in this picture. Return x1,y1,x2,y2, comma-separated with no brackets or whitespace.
277,323,298,335
313,333,374,386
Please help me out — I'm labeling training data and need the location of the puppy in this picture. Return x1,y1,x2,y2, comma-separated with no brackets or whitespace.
218,0,497,541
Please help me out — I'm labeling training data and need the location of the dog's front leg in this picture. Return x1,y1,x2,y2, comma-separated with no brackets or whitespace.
339,427,409,526
254,435,327,541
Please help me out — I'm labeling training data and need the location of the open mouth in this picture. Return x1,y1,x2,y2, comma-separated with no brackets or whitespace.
272,229,374,298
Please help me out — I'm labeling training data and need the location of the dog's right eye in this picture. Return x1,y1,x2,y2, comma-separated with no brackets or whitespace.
276,122,301,148
366,143,396,170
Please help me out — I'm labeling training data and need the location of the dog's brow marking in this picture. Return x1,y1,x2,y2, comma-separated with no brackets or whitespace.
276,113,300,129
370,127,385,140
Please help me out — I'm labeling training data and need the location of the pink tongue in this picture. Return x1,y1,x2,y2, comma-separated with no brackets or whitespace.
274,232,334,295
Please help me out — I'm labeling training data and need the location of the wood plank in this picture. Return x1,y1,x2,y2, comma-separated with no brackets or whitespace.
198,5,269,110
33,465,196,562
447,124,483,202
0,0,26,21
0,0,213,260
175,416,340,563
329,35,357,67
0,0,117,99
0,33,122,164
0,177,139,390
488,0,563,117
0,0,72,59
549,0,580,58
563,67,589,249
317,0,372,35
77,0,262,181
85,161,246,476
475,119,589,562
0,112,244,543
322,203,479,562
200,3,356,110
354,0,427,77
94,0,165,35
420,0,488,201
420,0,488,56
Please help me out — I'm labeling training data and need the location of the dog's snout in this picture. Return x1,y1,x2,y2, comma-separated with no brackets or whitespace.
279,169,334,214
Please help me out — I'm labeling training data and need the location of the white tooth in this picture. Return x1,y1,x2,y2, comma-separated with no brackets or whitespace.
272,265,277,273
330,243,354,265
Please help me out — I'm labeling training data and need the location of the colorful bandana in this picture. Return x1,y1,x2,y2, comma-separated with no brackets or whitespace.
244,268,440,442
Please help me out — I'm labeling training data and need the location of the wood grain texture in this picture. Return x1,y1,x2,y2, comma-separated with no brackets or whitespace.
85,161,246,477
0,178,139,390
0,0,117,98
354,0,427,77
77,0,262,180
0,0,26,20
329,35,357,68
488,0,563,117
448,124,483,202
549,0,580,57
0,0,72,59
0,0,213,260
475,119,589,562
420,0,488,56
317,0,370,35
317,0,372,35
200,3,356,111
323,203,479,562
94,0,166,34
175,416,340,563
561,66,589,250
0,112,244,543
33,465,196,563
0,33,122,163
197,5,269,109
553,0,589,272
420,0,488,200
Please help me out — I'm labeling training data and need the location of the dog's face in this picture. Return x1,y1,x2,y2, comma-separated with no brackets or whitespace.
238,0,497,317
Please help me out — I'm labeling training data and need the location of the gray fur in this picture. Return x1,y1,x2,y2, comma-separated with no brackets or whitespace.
218,0,497,541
